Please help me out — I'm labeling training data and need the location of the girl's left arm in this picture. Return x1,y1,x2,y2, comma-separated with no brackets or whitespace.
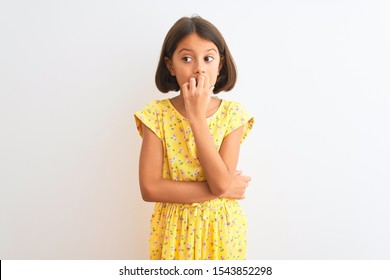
190,116,247,196
182,76,250,196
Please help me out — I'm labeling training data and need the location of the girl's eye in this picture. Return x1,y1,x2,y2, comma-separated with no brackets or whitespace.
204,56,214,62
182,57,193,62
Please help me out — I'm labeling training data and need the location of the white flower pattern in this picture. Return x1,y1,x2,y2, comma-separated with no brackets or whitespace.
134,98,254,260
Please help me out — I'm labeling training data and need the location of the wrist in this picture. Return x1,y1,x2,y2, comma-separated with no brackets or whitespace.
188,115,207,127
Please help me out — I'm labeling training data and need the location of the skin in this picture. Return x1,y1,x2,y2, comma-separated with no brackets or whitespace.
139,33,251,203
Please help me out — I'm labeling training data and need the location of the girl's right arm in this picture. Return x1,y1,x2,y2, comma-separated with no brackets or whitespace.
138,123,247,204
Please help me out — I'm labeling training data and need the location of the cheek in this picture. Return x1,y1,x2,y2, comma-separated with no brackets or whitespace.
175,74,193,88
175,64,192,75
209,67,220,83
175,71,191,82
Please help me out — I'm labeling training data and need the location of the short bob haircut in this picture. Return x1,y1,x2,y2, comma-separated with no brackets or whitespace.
155,16,237,94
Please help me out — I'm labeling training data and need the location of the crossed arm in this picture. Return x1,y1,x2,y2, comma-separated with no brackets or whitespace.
138,122,250,204
139,75,250,204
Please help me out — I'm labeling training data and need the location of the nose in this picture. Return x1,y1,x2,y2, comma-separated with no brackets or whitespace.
193,59,206,74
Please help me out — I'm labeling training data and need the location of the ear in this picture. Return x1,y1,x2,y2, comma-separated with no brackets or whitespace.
164,57,175,76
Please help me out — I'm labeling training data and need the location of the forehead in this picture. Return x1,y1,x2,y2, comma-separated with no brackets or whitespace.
175,33,218,53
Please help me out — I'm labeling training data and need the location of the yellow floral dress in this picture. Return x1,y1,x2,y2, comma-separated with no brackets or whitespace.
134,98,254,260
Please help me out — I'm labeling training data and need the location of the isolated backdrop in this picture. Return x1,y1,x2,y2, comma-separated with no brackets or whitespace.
1,0,389,259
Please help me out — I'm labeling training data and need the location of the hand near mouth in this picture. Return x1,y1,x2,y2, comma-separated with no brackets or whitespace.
181,75,215,122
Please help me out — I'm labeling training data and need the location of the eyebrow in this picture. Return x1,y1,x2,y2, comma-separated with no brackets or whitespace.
178,48,217,54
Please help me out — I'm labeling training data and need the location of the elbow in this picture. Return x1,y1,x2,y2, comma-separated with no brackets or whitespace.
208,172,234,197
141,191,153,202
210,188,225,197
209,182,230,197
139,181,156,202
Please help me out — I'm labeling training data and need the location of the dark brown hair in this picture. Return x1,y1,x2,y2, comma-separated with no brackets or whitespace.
155,16,237,94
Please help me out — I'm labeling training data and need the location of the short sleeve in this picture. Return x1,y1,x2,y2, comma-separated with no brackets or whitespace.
134,100,162,139
224,102,254,143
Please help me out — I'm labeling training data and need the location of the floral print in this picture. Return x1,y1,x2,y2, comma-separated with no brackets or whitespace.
134,98,254,259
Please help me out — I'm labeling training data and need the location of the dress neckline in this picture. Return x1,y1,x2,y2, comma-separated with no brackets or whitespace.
166,98,224,120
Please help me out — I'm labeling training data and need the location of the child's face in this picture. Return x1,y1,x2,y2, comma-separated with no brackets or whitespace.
165,33,223,90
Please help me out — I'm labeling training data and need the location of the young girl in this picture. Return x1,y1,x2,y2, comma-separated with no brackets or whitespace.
134,16,254,260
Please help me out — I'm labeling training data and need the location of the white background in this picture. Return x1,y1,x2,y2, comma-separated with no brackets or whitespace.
1,0,389,259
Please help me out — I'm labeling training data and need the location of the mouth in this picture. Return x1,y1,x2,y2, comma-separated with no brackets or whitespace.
191,76,204,86
190,77,198,86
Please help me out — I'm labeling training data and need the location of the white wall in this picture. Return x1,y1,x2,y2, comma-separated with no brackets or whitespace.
1,0,389,259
